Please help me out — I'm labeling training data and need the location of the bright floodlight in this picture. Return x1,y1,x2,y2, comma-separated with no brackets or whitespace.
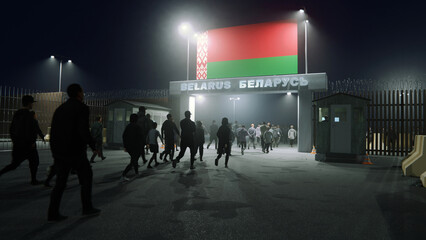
178,22,193,37
299,9,305,13
305,20,309,23
287,92,292,96
50,55,55,59
68,60,72,63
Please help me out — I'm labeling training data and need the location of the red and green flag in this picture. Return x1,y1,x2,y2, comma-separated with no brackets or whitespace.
196,21,298,80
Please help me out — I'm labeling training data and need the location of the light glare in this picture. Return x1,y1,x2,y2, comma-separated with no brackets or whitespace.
50,55,55,59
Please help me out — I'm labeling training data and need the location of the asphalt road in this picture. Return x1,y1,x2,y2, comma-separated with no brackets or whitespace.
0,145,425,240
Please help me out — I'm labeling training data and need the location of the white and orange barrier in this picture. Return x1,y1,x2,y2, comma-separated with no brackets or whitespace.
402,135,426,177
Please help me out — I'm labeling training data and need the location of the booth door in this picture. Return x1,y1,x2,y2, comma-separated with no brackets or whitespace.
330,105,352,153
113,108,126,143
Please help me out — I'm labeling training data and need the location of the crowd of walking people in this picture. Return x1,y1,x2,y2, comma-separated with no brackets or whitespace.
0,83,298,222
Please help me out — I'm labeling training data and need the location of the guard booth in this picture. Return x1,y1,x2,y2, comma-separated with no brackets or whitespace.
106,100,170,148
313,93,369,162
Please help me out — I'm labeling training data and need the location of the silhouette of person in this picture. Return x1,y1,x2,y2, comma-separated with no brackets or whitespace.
90,116,106,163
172,111,196,169
215,117,231,168
160,114,179,162
121,114,143,181
248,123,256,150
207,120,218,149
47,84,100,222
194,121,205,161
146,122,163,168
137,106,148,164
0,95,42,185
237,125,249,155
288,125,297,147
260,122,267,153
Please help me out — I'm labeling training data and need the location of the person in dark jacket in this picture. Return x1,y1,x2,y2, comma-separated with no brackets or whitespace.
90,116,106,163
172,111,196,169
0,95,42,185
47,84,100,222
194,121,205,161
160,114,180,162
137,106,148,164
206,120,218,149
121,114,143,181
260,122,268,153
237,125,249,155
215,117,231,168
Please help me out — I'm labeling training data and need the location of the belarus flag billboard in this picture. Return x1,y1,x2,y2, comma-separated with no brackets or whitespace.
196,21,298,80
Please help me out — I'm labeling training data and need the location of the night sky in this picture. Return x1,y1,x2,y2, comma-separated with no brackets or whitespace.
1,0,425,92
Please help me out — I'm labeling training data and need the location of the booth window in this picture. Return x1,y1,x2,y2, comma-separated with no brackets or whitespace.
333,107,347,122
126,111,132,122
319,107,329,122
108,110,113,121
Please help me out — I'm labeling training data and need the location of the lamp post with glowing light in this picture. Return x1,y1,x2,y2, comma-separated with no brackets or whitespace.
299,9,308,74
178,23,194,80
50,55,72,92
229,97,240,122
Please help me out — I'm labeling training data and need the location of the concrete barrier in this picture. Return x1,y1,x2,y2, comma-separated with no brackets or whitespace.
402,135,426,177
421,171,426,188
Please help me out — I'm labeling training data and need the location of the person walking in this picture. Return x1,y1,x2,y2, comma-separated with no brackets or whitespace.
263,126,273,153
146,122,163,169
0,95,42,185
215,117,231,168
137,106,149,164
194,121,205,162
237,125,249,155
260,122,268,153
206,120,218,150
121,114,143,181
90,116,106,163
248,123,256,150
160,114,180,162
48,84,100,222
172,111,196,169
272,125,281,148
255,124,261,145
288,125,297,147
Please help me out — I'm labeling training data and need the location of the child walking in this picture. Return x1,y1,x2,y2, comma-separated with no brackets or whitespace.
146,122,163,169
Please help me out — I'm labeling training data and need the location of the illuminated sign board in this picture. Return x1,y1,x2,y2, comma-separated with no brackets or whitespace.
170,73,327,95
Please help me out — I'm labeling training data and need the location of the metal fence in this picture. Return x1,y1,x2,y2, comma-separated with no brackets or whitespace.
314,89,426,156
0,86,169,151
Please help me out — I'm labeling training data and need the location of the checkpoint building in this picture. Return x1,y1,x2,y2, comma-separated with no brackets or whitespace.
169,20,328,152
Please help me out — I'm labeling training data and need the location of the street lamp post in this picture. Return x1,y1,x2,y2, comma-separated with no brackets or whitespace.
299,9,308,74
229,97,240,122
51,55,72,92
187,37,189,80
304,19,308,74
179,23,193,80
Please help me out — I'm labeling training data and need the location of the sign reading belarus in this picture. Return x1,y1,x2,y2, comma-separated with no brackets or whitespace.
178,75,312,92
170,73,327,95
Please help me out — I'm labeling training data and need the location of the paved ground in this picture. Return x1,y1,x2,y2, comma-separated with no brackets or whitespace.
0,145,425,240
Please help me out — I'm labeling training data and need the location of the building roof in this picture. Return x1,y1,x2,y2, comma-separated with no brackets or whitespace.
313,92,370,102
107,100,171,111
